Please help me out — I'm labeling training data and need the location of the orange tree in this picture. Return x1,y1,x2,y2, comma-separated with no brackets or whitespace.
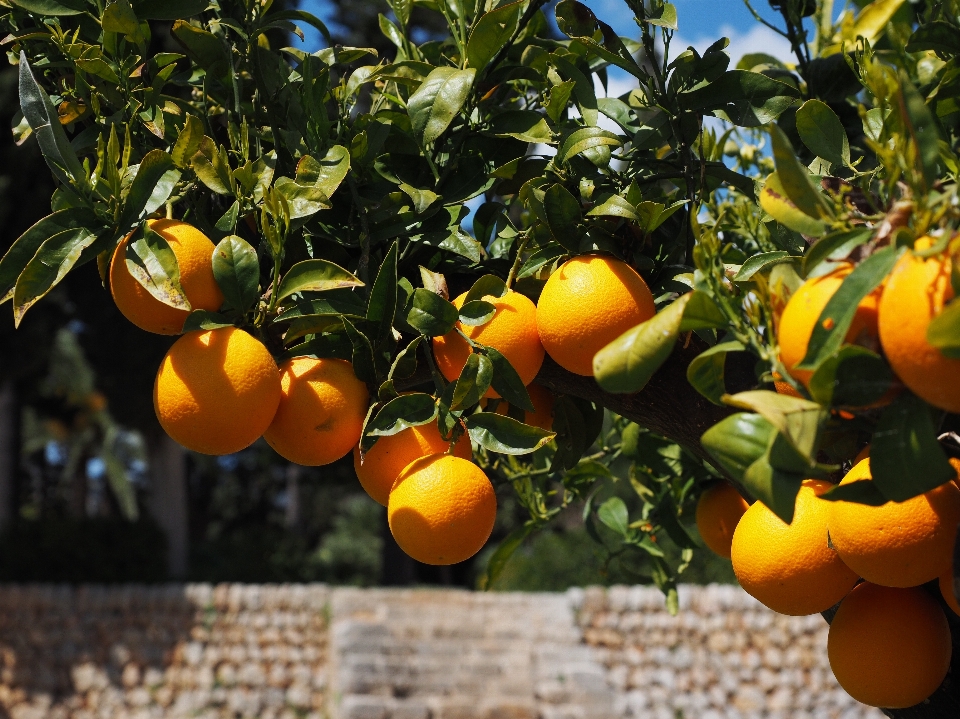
2,0,960,711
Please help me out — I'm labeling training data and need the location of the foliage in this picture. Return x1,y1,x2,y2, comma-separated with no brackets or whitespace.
2,0,960,610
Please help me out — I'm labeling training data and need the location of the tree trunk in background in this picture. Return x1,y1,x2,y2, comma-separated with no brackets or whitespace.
0,381,16,530
148,434,188,579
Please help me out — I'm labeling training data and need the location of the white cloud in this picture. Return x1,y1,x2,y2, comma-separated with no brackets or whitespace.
674,22,795,68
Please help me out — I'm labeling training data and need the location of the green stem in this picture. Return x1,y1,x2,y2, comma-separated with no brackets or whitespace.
506,232,531,288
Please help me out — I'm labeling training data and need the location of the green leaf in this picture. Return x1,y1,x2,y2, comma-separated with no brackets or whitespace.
487,111,555,144
557,127,621,165
906,21,960,57
797,246,903,371
678,291,727,331
277,260,363,302
518,244,566,279
182,310,234,332
585,194,639,221
597,496,630,537
212,235,260,314
9,0,85,15
479,523,533,590
124,224,191,313
544,80,576,124
732,251,791,282
871,392,956,502
388,337,421,381
741,451,804,524
554,1,645,79
464,274,508,304
820,480,888,505
451,353,494,410
191,139,234,195
407,289,459,336
701,412,776,483
172,114,205,169
485,346,535,412
802,228,873,277
852,0,907,45
646,1,677,29
399,183,439,214
678,70,800,127
927,298,960,358
594,294,689,394
686,341,746,405
900,74,942,191
18,53,86,186
366,242,398,346
796,99,850,167
118,150,181,233
296,145,351,199
378,13,404,48
283,315,346,344
342,318,377,384
760,172,828,237
362,393,438,452
466,0,522,70
769,124,833,221
281,333,354,363
102,0,139,34
171,20,230,76
12,227,101,326
543,184,582,251
722,390,825,461
0,209,98,303
466,412,555,455
273,178,331,219
408,67,476,146
808,346,894,409
459,300,496,326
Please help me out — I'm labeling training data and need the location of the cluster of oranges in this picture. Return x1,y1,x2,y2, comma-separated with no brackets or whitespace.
697,456,960,709
111,220,658,565
776,238,960,413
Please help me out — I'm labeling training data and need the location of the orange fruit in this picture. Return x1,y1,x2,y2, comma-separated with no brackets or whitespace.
354,425,472,507
827,457,960,587
493,384,555,431
154,327,281,455
828,582,951,708
952,456,960,491
264,358,368,466
854,445,871,464
939,570,960,616
388,454,497,565
777,264,881,387
432,290,544,397
536,255,656,376
696,482,750,558
774,380,803,398
731,479,859,615
111,219,224,335
878,239,960,413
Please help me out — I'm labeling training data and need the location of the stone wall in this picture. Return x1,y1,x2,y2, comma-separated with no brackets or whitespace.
0,585,883,719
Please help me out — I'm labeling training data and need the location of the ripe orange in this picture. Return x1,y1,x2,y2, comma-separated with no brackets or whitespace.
777,264,881,386
878,240,960,413
154,327,281,455
952,457,960,491
731,479,859,615
388,454,497,565
264,358,369,466
536,255,656,376
828,582,951,708
854,445,871,464
432,290,544,396
493,384,555,431
696,482,750,559
827,457,960,587
939,571,960,616
111,219,224,335
354,425,472,507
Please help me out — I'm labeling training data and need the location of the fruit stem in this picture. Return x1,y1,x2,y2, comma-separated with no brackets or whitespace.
506,232,531,289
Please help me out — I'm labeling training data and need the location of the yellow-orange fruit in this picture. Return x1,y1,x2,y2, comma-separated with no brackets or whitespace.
154,327,281,455
939,571,960,616
493,384,555,431
110,219,224,335
537,255,656,376
879,241,960,413
828,583,951,708
388,454,497,565
827,458,960,587
264,358,368,466
354,426,472,507
854,445,871,465
696,483,750,559
952,457,960,491
731,480,859,615
433,290,544,397
777,264,881,386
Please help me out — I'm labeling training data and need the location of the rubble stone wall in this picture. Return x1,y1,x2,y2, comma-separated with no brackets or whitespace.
0,585,883,719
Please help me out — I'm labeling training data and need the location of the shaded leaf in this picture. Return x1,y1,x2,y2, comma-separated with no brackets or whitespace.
407,288,459,336
485,346,534,412
687,341,746,405
182,310,233,332
796,99,850,167
118,150,181,232
451,353,494,410
212,235,260,314
597,496,629,537
124,224,191,312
